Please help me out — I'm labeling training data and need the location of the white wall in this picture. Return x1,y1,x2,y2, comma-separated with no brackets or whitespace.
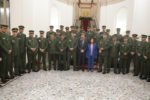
10,0,73,36
132,0,150,36
99,0,134,35
99,0,150,37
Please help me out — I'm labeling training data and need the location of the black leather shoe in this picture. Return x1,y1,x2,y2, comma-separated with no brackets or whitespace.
139,75,142,79
147,78,150,82
102,71,106,74
97,70,102,72
1,79,7,83
141,76,147,80
133,74,138,76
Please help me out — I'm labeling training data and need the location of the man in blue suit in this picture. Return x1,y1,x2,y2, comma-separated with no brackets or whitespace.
86,38,98,72
78,34,88,71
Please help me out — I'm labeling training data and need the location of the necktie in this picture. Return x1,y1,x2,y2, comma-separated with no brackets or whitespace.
82,40,84,47
91,44,93,56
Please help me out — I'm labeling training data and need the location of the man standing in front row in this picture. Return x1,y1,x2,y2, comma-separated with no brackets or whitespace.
98,33,110,74
78,34,88,71
119,36,130,74
47,32,57,70
26,30,39,73
146,36,150,82
37,31,48,71
110,35,120,74
130,34,138,76
0,25,12,82
11,28,21,76
17,25,26,74
67,31,78,71
57,33,67,71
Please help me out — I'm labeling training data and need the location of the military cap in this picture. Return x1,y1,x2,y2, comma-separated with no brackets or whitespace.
93,25,96,28
75,26,79,29
132,34,138,37
80,26,83,29
29,30,34,33
60,25,64,28
70,26,74,28
87,26,91,29
102,25,106,28
124,35,128,39
18,25,25,29
126,30,130,33
1,24,8,28
50,26,54,28
12,28,18,32
116,28,121,31
50,32,55,35
112,34,117,38
60,32,65,36
106,29,110,32
103,32,108,35
81,30,85,33
70,30,75,34
39,30,44,34
96,28,100,31
65,27,69,30
141,35,147,38
56,29,60,32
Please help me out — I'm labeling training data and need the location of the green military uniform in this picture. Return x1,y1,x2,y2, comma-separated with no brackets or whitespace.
119,36,130,74
136,41,144,76
26,30,39,72
106,29,112,73
86,32,96,42
56,33,67,70
55,29,61,69
139,35,148,79
47,32,57,70
65,27,70,39
124,30,132,73
94,29,101,45
11,28,21,76
106,29,112,41
0,25,12,82
143,37,150,81
115,28,123,42
55,29,60,39
67,31,78,70
59,25,65,33
46,26,56,38
0,25,13,79
17,25,26,74
146,36,150,82
98,33,111,74
75,26,81,38
110,35,120,73
37,31,48,71
130,34,138,76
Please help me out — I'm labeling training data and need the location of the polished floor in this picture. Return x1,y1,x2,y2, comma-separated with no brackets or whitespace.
0,69,150,100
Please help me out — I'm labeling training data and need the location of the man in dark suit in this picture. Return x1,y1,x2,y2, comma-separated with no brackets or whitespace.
78,34,88,71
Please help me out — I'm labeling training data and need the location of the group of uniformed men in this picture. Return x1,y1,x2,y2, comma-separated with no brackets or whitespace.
0,24,150,84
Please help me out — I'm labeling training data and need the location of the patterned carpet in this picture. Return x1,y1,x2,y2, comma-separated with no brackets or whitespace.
0,70,150,100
